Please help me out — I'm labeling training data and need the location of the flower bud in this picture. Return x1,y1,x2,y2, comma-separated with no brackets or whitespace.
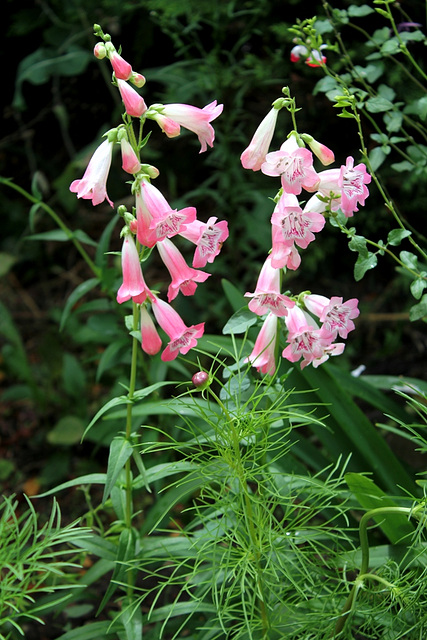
192,371,210,390
94,43,106,59
131,72,146,88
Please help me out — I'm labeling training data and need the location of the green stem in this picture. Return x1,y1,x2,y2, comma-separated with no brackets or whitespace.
0,177,101,278
207,388,270,637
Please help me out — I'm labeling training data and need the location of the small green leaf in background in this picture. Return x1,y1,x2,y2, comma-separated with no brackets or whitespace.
345,472,415,544
387,229,411,246
47,416,86,445
223,308,257,334
354,252,377,280
409,294,427,321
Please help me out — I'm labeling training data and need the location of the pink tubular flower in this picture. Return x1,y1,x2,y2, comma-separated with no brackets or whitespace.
151,112,181,138
140,305,162,355
116,233,153,304
240,107,279,171
120,138,141,174
282,306,341,369
270,227,302,271
109,50,132,80
157,238,210,302
160,101,223,153
70,138,114,207
316,156,371,217
117,79,147,117
271,192,326,250
245,313,278,375
179,216,229,268
261,134,320,195
304,294,360,339
151,296,205,361
301,134,335,166
245,256,294,317
136,179,196,248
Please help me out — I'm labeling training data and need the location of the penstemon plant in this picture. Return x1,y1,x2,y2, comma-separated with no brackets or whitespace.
2,10,427,640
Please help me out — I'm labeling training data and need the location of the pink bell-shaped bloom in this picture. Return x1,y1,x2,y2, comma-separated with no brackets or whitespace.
70,139,114,207
151,296,205,361
245,256,294,317
271,192,326,250
240,107,279,171
179,217,229,268
117,79,147,117
261,134,320,195
245,313,278,375
157,238,210,302
116,233,153,304
120,138,141,174
109,50,132,80
160,100,223,153
304,294,360,339
140,305,162,355
315,156,371,217
282,306,341,369
151,112,181,138
270,226,301,271
136,179,196,248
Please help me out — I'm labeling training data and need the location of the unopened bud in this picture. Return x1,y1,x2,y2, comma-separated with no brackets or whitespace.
94,43,107,59
192,371,210,390
140,164,160,179
131,72,146,88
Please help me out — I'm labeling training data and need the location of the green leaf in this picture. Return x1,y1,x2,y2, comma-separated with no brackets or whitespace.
345,473,416,544
55,620,118,640
348,4,375,16
369,147,386,171
348,234,368,255
60,278,100,331
400,250,418,270
223,308,257,334
354,252,377,280
365,96,394,113
82,396,130,440
387,229,411,246
97,528,136,615
409,294,427,321
102,436,134,504
221,278,246,312
47,416,85,445
404,96,427,121
35,474,107,498
410,277,426,300
384,110,403,133
95,213,119,268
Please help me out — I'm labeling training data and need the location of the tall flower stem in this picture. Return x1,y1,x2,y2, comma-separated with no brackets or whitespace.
207,387,270,637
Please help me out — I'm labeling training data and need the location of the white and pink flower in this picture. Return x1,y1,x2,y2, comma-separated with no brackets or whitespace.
179,216,229,268
70,138,114,207
240,107,279,171
160,101,223,153
245,256,294,317
245,312,278,375
261,134,320,195
151,296,205,361
157,238,210,302
270,192,326,250
116,233,153,304
315,156,371,216
140,305,162,355
304,294,360,339
117,79,147,117
120,138,141,174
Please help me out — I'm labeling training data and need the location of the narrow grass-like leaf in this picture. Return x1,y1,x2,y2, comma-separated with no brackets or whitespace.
102,436,133,504
34,474,106,498
59,278,100,331
97,529,135,615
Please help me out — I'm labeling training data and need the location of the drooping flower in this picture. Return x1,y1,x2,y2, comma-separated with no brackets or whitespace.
117,79,147,117
261,134,320,195
109,50,132,80
270,226,302,271
157,238,210,302
240,107,279,171
245,313,278,375
70,138,114,207
303,294,360,339
282,306,343,369
135,178,196,248
151,296,205,361
179,216,229,268
270,192,325,250
160,101,223,153
120,138,141,174
140,305,162,355
116,233,153,304
245,256,294,317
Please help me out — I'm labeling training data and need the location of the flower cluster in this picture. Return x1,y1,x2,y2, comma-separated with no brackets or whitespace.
240,90,370,374
70,27,226,362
